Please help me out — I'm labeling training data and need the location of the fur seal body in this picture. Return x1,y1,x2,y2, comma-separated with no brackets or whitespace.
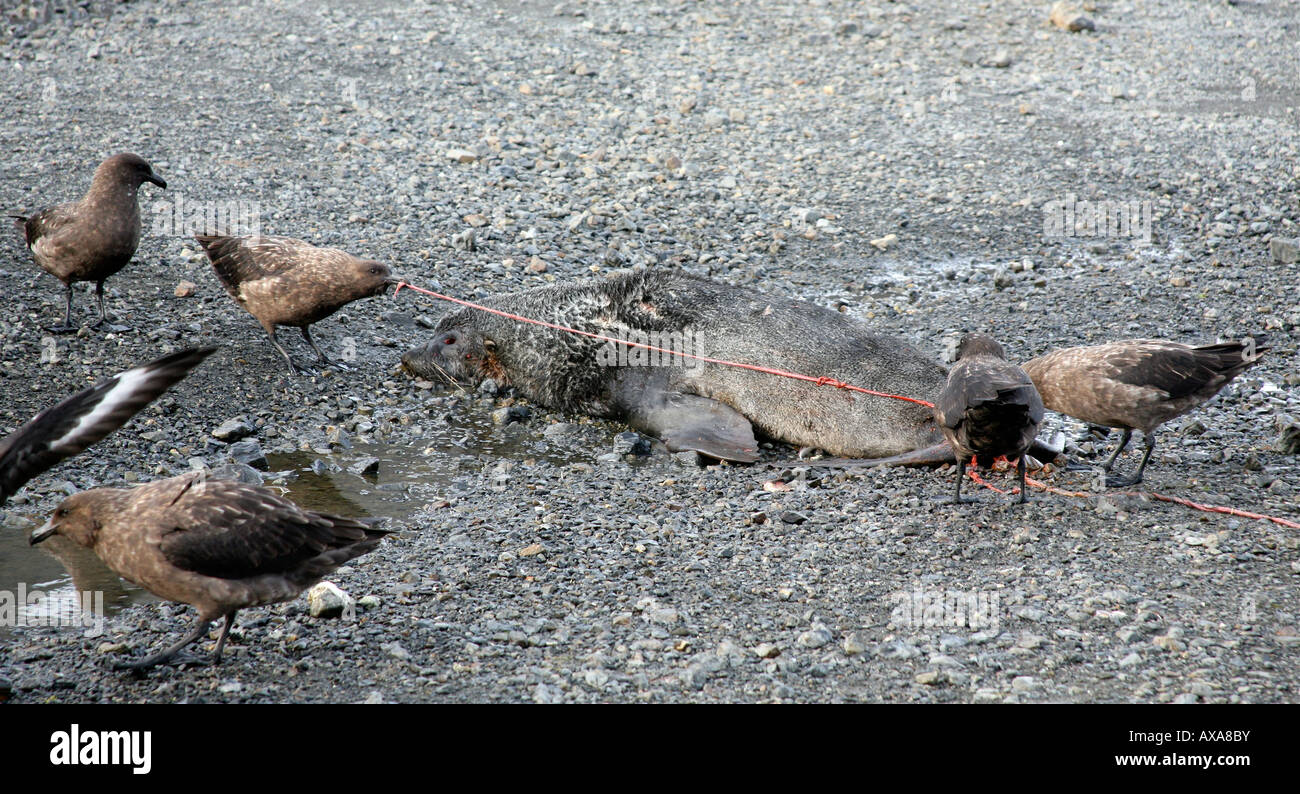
195,234,395,374
1022,337,1267,486
401,270,951,461
934,334,1044,503
12,153,166,333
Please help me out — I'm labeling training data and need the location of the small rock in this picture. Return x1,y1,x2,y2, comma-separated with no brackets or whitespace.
491,405,531,425
1277,424,1300,454
869,233,898,251
226,440,268,470
208,462,264,486
797,627,833,648
843,632,870,656
212,418,256,442
1049,2,1095,32
1271,237,1300,264
174,280,196,298
754,642,781,658
307,581,354,619
382,642,411,662
446,148,477,163
347,457,380,477
612,432,651,456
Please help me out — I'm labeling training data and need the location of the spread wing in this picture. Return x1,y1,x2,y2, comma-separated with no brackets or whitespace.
157,476,387,581
196,234,356,296
0,347,217,505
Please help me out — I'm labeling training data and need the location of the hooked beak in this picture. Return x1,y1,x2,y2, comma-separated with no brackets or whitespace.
146,173,167,189
29,517,57,545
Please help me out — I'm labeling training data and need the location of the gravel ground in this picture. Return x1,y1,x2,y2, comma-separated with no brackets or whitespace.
1,0,1297,703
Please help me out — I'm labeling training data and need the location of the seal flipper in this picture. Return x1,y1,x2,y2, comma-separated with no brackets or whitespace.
614,374,758,463
761,432,1065,470
762,441,958,470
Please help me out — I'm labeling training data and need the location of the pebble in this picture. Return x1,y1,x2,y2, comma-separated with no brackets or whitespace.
212,418,256,442
753,643,781,659
1049,2,1096,32
226,439,268,470
307,582,354,619
1271,238,1299,264
796,627,833,649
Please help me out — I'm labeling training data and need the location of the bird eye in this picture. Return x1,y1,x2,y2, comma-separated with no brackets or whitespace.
444,335,456,345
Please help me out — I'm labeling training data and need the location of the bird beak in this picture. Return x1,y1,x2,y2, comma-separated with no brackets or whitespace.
147,174,167,189
29,517,57,545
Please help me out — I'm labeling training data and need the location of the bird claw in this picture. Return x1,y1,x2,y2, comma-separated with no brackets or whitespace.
44,323,79,335
1105,473,1142,489
113,651,211,673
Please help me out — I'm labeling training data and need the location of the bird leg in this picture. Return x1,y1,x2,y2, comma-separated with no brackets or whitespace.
1106,431,1155,488
45,283,78,334
1100,428,1133,472
116,615,213,671
266,328,308,375
89,281,109,329
213,610,238,663
1016,455,1030,504
301,326,353,371
952,456,977,504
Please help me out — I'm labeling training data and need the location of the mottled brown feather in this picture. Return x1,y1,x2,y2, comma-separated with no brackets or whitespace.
1022,338,1266,433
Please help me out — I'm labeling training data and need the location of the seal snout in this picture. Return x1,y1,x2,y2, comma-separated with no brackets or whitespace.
400,341,437,378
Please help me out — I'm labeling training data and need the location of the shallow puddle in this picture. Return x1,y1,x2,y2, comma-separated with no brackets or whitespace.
2,406,602,636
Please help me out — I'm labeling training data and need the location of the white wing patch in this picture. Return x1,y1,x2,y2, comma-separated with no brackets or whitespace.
49,365,156,452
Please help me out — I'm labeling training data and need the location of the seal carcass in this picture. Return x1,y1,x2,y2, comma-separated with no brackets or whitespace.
402,271,951,462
